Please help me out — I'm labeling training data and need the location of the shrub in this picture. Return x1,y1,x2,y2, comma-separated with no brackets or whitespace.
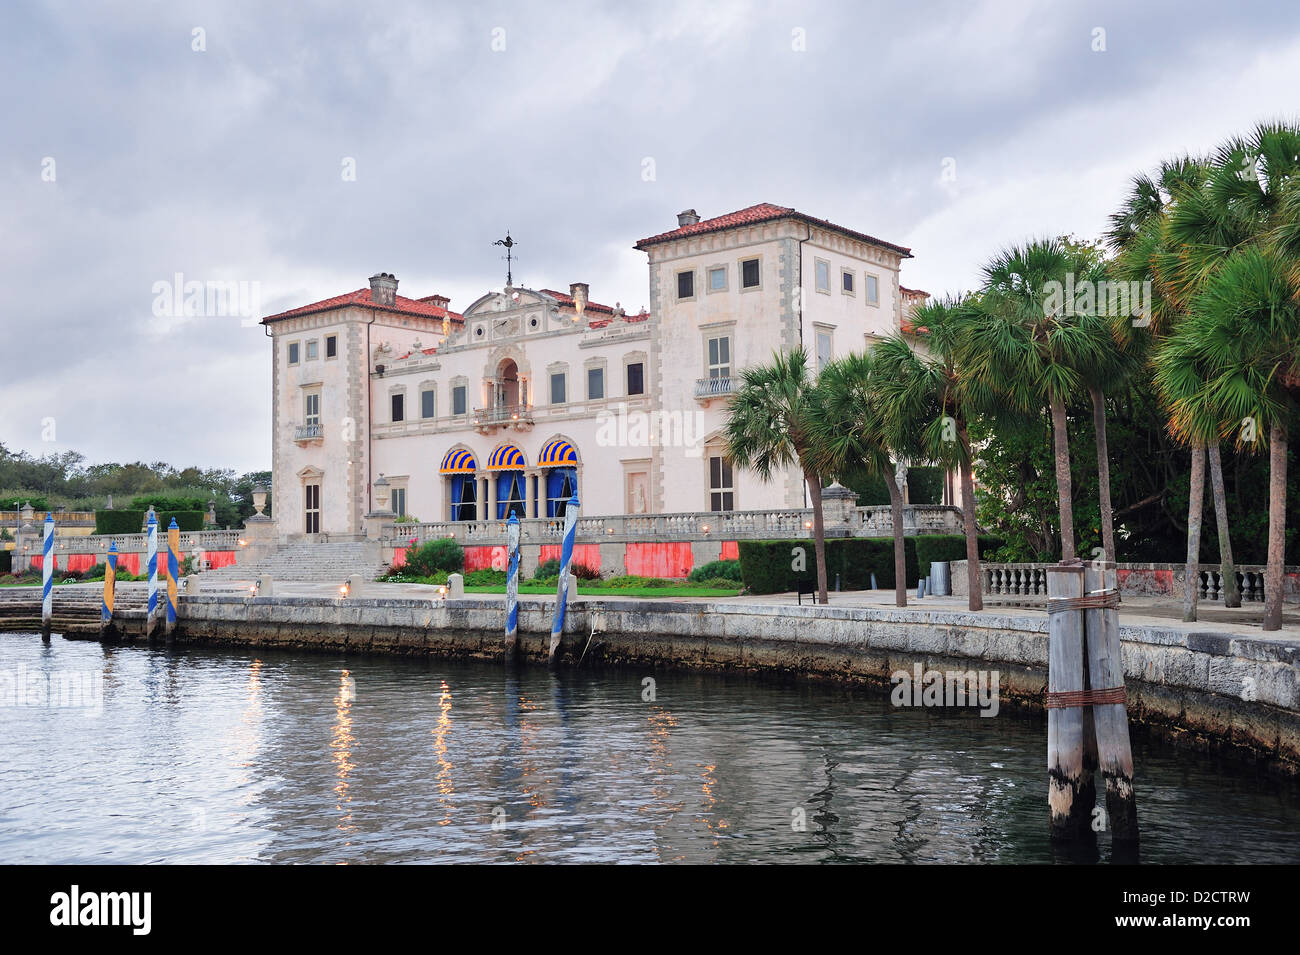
693,576,743,589
394,514,421,524
604,575,672,588
571,562,601,580
689,559,742,583
0,495,50,511
533,558,561,580
913,534,1007,580
737,538,920,594
403,538,464,577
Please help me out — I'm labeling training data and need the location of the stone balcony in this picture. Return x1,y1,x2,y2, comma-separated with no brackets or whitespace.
472,403,534,434
293,423,323,444
693,376,734,403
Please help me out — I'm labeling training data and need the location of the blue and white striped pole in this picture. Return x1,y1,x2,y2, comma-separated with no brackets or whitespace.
145,510,159,639
165,517,180,635
41,512,54,640
505,513,521,657
548,493,580,664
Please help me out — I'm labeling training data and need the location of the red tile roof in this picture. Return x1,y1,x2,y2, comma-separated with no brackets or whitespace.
538,288,620,315
634,202,912,257
262,288,463,325
900,285,930,297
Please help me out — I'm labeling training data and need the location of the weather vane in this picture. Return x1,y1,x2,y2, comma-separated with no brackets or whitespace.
493,232,517,287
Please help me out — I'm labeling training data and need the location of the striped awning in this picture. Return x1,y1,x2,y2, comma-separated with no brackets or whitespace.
487,444,526,471
537,437,578,467
440,448,478,474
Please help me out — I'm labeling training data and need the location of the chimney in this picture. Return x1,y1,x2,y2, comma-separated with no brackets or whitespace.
569,282,589,320
677,209,700,227
369,272,398,307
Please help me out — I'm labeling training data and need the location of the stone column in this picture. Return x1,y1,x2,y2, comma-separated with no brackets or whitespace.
524,470,536,520
820,481,858,537
487,475,498,522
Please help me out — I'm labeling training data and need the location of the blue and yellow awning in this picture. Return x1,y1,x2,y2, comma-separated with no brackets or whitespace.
537,437,578,468
487,445,527,471
440,448,478,474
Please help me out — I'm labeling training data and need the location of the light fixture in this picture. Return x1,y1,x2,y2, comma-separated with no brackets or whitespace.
339,582,350,598
438,585,447,597
238,539,248,547
701,524,710,534
804,520,813,530
606,527,614,535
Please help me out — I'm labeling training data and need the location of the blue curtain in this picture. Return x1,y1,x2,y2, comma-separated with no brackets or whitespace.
450,475,476,521
496,472,526,519
545,467,577,517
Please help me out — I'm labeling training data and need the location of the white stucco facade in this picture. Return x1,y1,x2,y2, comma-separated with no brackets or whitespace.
263,204,920,536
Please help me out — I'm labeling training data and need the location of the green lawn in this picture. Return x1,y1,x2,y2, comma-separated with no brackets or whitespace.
463,584,743,598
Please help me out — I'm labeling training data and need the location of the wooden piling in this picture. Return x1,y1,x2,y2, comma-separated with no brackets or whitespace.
1046,563,1093,840
1083,561,1139,843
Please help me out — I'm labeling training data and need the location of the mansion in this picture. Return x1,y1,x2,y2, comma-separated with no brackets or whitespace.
262,203,927,536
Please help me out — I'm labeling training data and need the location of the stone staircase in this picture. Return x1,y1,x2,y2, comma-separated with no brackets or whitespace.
200,541,389,584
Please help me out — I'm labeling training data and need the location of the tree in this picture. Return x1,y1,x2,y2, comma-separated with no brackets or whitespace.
869,297,994,610
809,351,908,607
724,348,830,603
961,239,1113,562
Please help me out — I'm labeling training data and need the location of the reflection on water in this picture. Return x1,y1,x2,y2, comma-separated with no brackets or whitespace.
1,636,1297,864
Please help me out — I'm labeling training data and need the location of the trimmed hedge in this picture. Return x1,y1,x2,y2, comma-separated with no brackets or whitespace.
95,510,146,535
688,559,742,583
0,550,10,574
94,509,208,534
914,534,1006,580
737,538,920,594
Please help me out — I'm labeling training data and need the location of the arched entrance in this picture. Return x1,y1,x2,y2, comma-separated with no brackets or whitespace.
495,358,520,410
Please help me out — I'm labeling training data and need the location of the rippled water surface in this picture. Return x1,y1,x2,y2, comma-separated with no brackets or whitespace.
2,635,1297,864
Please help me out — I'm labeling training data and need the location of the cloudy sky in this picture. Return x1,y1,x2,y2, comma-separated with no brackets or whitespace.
3,0,1299,475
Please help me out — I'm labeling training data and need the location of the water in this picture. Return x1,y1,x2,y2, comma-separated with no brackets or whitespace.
2,635,1297,864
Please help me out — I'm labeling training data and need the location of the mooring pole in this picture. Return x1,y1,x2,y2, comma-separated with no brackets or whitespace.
101,542,118,635
165,518,180,637
548,493,580,665
1083,561,1138,843
1045,562,1094,840
40,512,54,642
505,513,521,658
145,510,158,640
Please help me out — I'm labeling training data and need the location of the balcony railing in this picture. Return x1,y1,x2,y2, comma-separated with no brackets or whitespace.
294,423,323,441
693,377,734,398
473,403,534,429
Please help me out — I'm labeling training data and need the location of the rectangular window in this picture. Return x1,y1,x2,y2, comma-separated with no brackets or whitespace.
587,367,605,400
304,483,320,534
842,270,855,294
391,393,405,423
452,384,467,416
287,342,300,365
709,455,734,512
815,260,830,293
306,339,318,360
741,258,760,289
866,274,879,305
391,487,407,518
421,389,435,419
676,270,694,300
816,330,833,372
550,372,567,404
304,392,320,426
626,361,644,396
708,266,727,292
707,336,731,379
326,335,337,358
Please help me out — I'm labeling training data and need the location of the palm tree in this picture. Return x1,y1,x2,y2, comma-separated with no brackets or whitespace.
809,351,909,607
961,239,1112,562
1156,246,1299,631
723,347,830,604
869,297,993,610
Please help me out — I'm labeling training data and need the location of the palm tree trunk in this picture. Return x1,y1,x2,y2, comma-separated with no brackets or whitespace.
1089,385,1116,564
1049,395,1077,562
805,469,829,605
957,419,983,611
1183,441,1205,623
1263,422,1287,632
886,463,908,607
1207,442,1240,608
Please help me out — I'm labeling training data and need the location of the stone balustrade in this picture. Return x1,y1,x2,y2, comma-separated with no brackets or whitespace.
950,560,1300,604
384,503,965,545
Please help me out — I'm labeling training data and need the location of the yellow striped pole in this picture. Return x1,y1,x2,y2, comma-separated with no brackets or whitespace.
101,542,117,634
166,518,180,635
